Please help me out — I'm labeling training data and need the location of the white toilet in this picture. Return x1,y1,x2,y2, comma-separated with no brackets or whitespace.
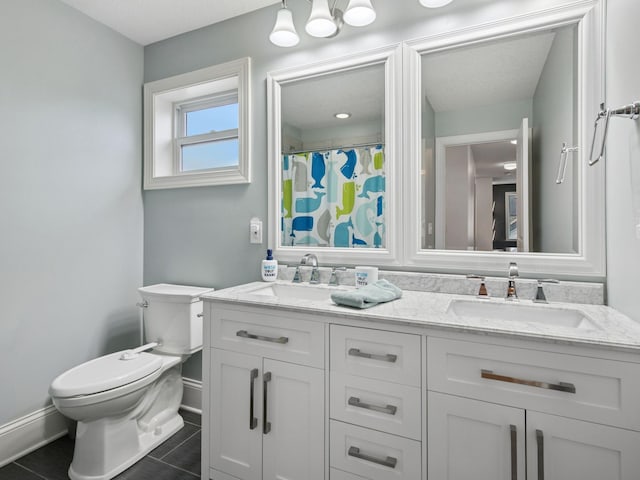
49,283,213,480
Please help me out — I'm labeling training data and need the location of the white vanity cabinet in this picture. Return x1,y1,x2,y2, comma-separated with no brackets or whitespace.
427,336,640,480
203,305,325,480
329,325,423,480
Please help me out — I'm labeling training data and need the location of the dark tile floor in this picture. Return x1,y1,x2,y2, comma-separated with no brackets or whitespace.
0,410,201,480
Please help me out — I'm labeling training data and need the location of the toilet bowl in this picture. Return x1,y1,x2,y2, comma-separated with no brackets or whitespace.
49,284,213,480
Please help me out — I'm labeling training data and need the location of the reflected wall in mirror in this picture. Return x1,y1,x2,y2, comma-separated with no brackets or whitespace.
421,25,579,254
278,63,388,249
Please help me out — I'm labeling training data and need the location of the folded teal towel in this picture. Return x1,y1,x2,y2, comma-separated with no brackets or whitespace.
331,279,402,309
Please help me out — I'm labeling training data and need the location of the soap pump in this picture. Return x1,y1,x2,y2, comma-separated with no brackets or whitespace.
261,249,278,282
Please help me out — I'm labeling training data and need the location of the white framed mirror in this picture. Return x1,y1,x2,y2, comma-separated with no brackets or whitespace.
403,1,605,277
267,45,403,266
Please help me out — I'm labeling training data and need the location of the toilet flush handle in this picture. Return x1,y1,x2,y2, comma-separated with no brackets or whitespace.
120,342,159,360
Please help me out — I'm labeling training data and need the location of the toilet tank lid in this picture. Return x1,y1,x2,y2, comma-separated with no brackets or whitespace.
49,351,163,398
138,283,214,303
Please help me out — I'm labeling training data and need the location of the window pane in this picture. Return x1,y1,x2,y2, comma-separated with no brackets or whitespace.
186,103,238,136
181,139,239,172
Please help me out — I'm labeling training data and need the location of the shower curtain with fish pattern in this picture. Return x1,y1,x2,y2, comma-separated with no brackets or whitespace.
281,145,385,248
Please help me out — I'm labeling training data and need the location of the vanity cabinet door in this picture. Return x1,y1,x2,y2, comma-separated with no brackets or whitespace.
262,359,325,480
210,349,263,480
428,392,526,480
526,411,640,480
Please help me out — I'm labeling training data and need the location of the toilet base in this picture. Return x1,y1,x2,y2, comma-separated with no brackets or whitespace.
68,412,184,480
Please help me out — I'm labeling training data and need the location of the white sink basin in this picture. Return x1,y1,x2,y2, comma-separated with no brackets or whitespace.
447,299,599,330
248,283,345,302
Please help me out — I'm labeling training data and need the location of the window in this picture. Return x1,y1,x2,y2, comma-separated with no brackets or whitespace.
144,58,251,189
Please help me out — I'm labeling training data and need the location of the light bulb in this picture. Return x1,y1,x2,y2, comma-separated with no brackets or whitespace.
306,0,337,37
419,0,453,8
344,0,376,27
269,7,299,47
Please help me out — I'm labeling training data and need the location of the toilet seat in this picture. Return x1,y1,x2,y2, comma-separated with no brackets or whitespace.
50,350,163,399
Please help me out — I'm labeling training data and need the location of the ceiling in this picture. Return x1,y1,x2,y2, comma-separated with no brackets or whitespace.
58,0,280,45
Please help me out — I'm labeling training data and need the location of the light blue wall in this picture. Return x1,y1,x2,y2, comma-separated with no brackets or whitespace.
0,0,143,425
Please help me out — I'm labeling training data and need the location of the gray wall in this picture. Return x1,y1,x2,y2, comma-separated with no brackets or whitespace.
605,0,640,321
0,0,143,425
532,27,577,253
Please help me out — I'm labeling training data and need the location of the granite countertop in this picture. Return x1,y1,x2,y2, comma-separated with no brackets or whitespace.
201,280,640,353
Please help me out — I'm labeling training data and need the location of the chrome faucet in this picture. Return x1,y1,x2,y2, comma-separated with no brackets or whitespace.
292,253,320,284
533,279,560,303
506,262,518,300
329,267,347,286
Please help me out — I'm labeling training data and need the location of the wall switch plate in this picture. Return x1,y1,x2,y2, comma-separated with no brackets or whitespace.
250,217,263,244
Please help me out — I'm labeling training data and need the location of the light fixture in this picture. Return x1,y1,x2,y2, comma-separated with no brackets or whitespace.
344,0,376,27
269,0,377,47
306,0,337,37
510,139,518,145
269,1,300,47
503,162,517,171
419,0,453,8
334,112,351,119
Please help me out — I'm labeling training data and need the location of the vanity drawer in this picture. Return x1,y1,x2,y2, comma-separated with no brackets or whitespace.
211,307,324,368
330,372,421,440
331,325,421,386
330,468,368,480
427,337,640,430
330,420,421,480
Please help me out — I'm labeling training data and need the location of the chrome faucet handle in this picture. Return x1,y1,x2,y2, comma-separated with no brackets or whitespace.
506,262,519,301
309,267,321,284
533,279,560,303
329,267,347,286
466,274,489,298
301,253,318,267
292,266,302,283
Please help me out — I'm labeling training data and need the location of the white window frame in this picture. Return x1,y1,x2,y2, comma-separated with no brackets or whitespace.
174,92,239,174
144,57,251,189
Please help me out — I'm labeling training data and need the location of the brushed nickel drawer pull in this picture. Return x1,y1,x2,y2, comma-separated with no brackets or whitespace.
348,348,397,363
481,369,576,394
249,368,258,430
237,330,289,344
348,446,397,469
536,429,544,480
263,372,272,434
348,396,398,415
510,424,517,480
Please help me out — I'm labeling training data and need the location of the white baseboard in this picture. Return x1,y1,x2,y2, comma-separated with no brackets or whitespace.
0,376,201,468
181,377,202,414
0,405,68,468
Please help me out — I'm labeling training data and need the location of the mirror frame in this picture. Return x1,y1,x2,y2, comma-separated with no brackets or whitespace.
267,45,403,266
402,1,605,278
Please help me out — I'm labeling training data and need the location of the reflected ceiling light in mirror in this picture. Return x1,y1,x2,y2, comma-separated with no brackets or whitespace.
344,0,376,27
306,0,338,37
270,1,300,47
510,139,518,145
334,112,351,119
419,0,453,7
503,162,517,171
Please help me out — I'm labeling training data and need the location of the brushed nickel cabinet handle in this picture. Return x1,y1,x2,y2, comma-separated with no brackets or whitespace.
510,424,517,480
249,368,258,430
481,369,576,394
237,330,289,344
263,372,272,434
536,429,544,480
348,396,397,415
348,446,397,469
348,348,397,363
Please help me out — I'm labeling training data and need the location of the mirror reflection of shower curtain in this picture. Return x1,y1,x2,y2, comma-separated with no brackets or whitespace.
281,146,385,248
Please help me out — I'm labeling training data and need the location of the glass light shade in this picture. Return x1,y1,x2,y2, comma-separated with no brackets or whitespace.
269,7,300,47
305,0,337,37
419,0,453,7
344,0,376,27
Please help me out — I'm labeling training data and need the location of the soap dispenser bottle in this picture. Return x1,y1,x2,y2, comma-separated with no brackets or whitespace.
261,249,278,282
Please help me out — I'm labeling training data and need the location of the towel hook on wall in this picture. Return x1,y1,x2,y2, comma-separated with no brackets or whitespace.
588,101,640,166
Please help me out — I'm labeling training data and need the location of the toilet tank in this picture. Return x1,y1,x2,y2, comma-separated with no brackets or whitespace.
138,284,214,355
